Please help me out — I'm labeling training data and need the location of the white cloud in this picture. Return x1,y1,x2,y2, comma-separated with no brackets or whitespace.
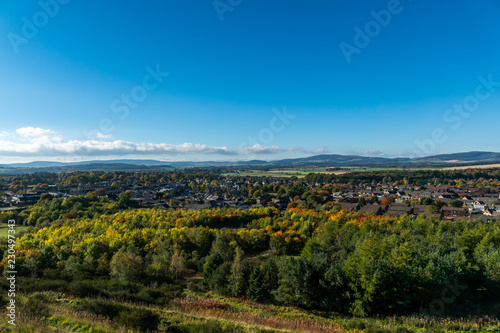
239,144,326,155
0,127,320,160
344,150,386,157
96,133,114,140
239,144,284,155
16,127,54,138
363,150,385,156
312,147,328,154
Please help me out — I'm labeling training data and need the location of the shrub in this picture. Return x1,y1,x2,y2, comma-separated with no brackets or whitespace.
0,295,8,308
20,293,51,318
115,307,160,332
72,299,126,319
19,278,69,293
68,280,100,298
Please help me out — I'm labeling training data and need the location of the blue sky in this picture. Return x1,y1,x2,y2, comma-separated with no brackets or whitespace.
1,0,499,163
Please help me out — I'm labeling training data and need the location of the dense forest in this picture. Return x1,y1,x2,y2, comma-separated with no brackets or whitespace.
0,169,221,189
304,169,500,187
1,204,500,331
2,168,500,189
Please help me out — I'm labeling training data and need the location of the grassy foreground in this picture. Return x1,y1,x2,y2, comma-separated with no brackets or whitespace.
1,290,499,333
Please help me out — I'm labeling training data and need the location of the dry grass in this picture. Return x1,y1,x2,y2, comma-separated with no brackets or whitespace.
175,295,354,333
442,163,500,170
3,292,498,333
393,314,500,332
0,295,354,333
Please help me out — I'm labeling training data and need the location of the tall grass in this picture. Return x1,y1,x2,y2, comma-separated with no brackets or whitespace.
2,291,499,332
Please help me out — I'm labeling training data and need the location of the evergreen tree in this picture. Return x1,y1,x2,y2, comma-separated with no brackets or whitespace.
209,262,231,294
228,247,250,296
261,258,279,299
202,253,222,286
246,265,263,301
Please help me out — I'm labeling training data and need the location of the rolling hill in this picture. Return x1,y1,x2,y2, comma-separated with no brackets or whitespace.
1,151,500,174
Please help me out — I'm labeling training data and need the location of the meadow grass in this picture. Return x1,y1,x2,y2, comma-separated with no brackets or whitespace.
0,224,28,238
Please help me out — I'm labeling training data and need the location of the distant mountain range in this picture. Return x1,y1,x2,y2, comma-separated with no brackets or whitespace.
1,159,172,168
169,151,500,168
260,151,500,167
1,151,500,174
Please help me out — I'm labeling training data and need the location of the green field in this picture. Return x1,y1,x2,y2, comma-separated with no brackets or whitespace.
222,164,485,178
0,224,28,238
223,170,309,178
223,167,351,178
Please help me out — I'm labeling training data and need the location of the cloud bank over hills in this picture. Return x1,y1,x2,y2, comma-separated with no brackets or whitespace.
0,127,323,163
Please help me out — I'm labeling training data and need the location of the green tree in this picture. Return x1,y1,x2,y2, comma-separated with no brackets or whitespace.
209,262,231,294
170,250,184,281
420,197,434,206
118,191,133,208
228,247,250,296
110,246,144,281
210,234,235,262
273,256,317,308
246,265,263,301
202,253,222,286
40,193,54,201
449,200,463,208
64,255,89,280
426,205,440,214
261,258,279,299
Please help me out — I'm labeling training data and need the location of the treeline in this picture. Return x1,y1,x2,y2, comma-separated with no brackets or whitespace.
0,169,221,189
305,169,500,187
3,168,500,193
0,192,142,226
2,206,499,318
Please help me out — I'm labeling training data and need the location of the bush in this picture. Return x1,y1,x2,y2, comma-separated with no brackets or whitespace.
344,319,367,330
115,307,160,332
19,278,69,293
68,280,100,298
0,295,8,308
20,293,51,318
160,319,244,333
72,299,126,319
136,283,182,306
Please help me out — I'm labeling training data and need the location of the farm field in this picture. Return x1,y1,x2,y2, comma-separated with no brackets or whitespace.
442,163,500,170
0,223,28,238
225,164,500,179
0,207,19,211
223,167,352,178
223,167,439,178
0,168,14,174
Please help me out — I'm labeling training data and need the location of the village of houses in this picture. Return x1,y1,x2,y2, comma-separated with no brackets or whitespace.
1,175,500,223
